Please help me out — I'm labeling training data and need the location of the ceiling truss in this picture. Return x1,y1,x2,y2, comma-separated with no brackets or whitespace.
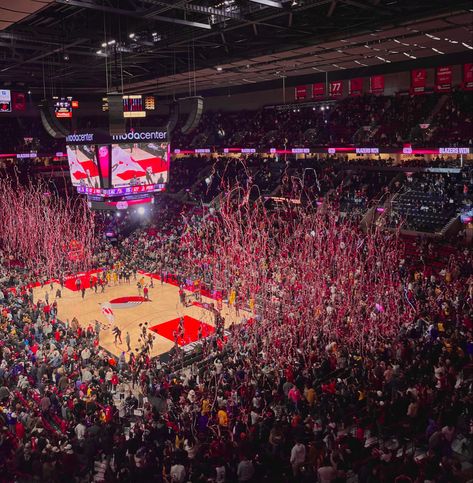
0,0,470,96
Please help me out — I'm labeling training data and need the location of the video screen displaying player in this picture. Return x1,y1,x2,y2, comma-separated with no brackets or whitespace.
111,142,169,188
66,145,100,188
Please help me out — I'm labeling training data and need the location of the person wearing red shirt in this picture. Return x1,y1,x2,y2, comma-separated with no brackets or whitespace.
111,372,119,391
15,420,25,441
284,367,294,383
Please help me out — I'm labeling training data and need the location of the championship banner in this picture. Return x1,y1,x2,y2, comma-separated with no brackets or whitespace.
370,75,385,94
329,80,343,98
349,78,363,96
12,92,26,111
312,82,325,98
295,85,307,100
435,66,452,92
463,63,473,90
411,68,427,95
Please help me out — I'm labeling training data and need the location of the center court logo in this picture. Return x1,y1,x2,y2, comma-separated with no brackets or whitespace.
100,296,148,323
107,296,149,309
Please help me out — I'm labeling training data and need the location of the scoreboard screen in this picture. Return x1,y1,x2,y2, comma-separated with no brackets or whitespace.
54,96,73,118
102,94,155,116
0,89,12,112
123,95,146,118
144,95,155,110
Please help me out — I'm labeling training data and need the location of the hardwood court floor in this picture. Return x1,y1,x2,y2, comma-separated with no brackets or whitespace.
33,275,248,358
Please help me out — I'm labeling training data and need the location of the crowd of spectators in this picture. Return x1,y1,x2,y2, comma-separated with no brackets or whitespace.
168,157,212,194
335,170,397,217
168,155,471,234
1,91,472,158
171,92,471,150
388,169,473,233
1,176,473,482
1,100,473,481
371,95,438,147
428,92,473,147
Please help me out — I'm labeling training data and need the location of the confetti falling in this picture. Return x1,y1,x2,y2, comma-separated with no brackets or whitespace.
0,178,96,278
181,181,413,358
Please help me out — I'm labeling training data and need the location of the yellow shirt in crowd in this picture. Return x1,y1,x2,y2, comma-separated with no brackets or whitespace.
217,409,228,427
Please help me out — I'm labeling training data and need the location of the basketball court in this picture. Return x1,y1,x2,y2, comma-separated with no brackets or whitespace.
32,271,251,358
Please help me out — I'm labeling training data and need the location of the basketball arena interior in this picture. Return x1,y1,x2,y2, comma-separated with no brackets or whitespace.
0,0,472,481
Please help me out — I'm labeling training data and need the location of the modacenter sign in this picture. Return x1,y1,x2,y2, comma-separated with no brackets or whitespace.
66,128,167,145
111,130,167,142
66,133,94,143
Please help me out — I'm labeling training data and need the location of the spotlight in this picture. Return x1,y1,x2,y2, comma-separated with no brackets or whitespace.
116,212,121,217
320,106,325,111
137,207,145,215
101,42,107,47
216,66,223,71
108,40,116,45
96,50,102,55
63,54,69,61
129,33,135,39
27,90,31,95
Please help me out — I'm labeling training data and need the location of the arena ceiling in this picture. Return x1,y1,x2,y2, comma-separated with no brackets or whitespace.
0,0,472,97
